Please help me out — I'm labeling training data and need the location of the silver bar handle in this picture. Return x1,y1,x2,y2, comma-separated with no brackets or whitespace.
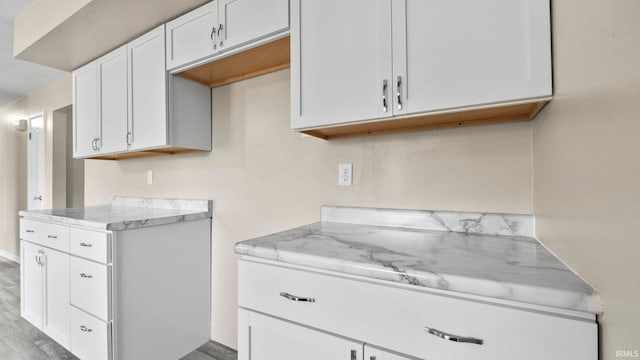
80,325,93,332
211,26,217,50
382,79,388,112
279,292,315,303
350,350,357,360
35,255,41,266
33,196,43,200
91,138,96,150
80,242,93,247
47,235,58,239
26,229,35,233
425,326,483,345
95,137,100,150
80,273,93,279
217,24,224,47
397,76,403,110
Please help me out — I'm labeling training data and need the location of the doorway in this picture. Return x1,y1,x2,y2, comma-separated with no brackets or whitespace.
27,113,44,210
52,105,84,208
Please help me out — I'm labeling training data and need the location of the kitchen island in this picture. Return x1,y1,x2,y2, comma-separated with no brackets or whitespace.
19,196,213,360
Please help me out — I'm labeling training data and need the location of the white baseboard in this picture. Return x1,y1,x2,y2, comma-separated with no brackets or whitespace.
0,250,19,263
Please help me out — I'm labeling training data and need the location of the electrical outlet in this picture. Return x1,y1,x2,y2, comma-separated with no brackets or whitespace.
147,170,153,185
338,163,352,186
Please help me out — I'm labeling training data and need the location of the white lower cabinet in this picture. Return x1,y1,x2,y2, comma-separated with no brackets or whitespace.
20,217,212,360
20,240,70,350
238,259,598,360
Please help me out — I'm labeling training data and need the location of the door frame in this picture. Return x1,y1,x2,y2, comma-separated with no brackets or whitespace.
27,112,46,210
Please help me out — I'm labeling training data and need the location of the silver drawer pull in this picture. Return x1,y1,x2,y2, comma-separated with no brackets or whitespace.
47,235,58,239
80,273,93,279
80,325,93,332
425,327,483,345
79,242,93,247
279,292,315,303
26,229,35,233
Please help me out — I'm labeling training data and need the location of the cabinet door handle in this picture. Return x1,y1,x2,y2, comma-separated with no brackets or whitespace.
425,326,483,345
95,137,100,151
26,229,35,233
33,196,43,201
397,76,403,110
35,255,41,266
47,235,58,239
80,273,93,279
350,349,357,360
217,24,224,47
279,292,315,303
211,26,217,50
80,325,93,332
79,242,93,247
382,79,388,113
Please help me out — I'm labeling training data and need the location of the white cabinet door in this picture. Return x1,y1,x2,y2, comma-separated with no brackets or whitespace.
166,1,218,70
42,248,70,349
291,0,393,129
21,241,43,328
128,25,168,151
73,63,99,158
364,346,412,360
218,0,289,51
242,310,362,360
97,45,129,154
392,0,551,116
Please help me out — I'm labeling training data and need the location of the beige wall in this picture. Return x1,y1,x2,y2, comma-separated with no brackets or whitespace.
0,74,72,258
533,0,640,358
84,69,534,348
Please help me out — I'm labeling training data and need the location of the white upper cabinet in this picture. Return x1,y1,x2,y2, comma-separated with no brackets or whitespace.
291,0,552,136
392,0,552,116
128,25,168,151
166,0,290,71
74,25,211,160
291,0,392,129
166,2,219,71
73,64,99,158
97,45,128,154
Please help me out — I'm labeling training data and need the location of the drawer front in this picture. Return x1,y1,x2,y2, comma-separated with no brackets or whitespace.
239,260,597,360
20,218,70,252
70,257,110,321
70,228,110,264
70,306,111,360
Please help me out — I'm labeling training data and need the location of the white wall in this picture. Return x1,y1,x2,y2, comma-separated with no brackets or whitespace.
532,0,640,358
84,69,534,348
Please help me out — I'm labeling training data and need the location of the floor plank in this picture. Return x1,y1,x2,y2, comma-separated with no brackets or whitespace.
0,256,236,360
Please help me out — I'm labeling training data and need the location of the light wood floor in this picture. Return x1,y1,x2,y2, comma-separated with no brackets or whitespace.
0,256,236,360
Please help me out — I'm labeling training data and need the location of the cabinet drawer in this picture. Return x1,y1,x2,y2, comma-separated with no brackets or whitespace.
239,260,597,360
70,228,110,264
20,218,70,252
70,257,111,321
70,306,111,360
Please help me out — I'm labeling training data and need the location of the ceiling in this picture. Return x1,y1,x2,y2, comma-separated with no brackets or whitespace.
0,0,67,108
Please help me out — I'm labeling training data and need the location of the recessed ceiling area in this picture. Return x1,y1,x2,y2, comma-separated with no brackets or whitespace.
0,0,66,108
13,0,210,71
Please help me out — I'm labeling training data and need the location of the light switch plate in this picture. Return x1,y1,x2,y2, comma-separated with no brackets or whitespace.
338,163,352,186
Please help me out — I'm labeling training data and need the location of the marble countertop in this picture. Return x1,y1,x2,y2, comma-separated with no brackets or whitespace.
236,206,603,314
19,197,213,231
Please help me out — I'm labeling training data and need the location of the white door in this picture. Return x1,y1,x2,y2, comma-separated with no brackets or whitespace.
392,0,552,116
364,345,413,360
291,0,393,129
73,63,100,158
42,248,71,349
166,1,218,70
27,113,45,210
98,45,129,155
218,0,289,51
128,25,168,151
244,311,362,360
21,241,43,329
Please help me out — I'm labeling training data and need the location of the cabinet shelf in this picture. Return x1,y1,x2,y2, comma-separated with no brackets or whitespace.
300,99,549,140
175,35,290,88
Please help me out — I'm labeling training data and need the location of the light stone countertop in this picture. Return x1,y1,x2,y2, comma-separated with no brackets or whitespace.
235,206,603,314
19,197,213,231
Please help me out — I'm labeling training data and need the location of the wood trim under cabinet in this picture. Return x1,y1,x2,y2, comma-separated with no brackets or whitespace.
301,99,550,140
176,36,291,88
88,147,207,161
